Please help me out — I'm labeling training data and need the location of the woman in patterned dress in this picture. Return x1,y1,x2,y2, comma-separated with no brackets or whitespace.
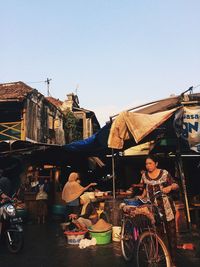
140,155,179,267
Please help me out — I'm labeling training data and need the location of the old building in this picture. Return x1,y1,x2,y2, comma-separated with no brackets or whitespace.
0,81,65,144
0,82,100,145
47,93,100,143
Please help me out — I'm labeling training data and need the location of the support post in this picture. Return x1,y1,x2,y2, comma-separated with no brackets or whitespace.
109,116,116,200
111,148,116,199
177,155,192,231
176,135,192,231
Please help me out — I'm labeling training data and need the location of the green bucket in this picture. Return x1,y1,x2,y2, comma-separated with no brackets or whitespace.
89,230,112,245
52,205,65,216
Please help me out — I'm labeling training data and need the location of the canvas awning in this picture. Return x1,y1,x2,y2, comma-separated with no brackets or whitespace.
108,108,179,149
108,92,200,151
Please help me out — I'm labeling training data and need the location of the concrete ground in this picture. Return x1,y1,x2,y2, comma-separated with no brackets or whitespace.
0,221,200,267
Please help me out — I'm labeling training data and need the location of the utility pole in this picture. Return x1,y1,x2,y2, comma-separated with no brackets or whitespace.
45,78,52,96
75,84,79,95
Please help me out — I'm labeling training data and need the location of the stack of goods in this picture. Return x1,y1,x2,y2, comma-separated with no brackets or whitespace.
88,219,112,245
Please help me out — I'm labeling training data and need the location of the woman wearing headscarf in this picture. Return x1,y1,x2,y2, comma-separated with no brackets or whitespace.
70,193,98,230
62,172,96,222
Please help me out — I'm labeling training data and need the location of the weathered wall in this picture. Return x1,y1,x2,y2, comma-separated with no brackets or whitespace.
24,91,65,145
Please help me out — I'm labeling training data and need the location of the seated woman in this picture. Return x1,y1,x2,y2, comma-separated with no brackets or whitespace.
70,193,98,231
62,172,97,222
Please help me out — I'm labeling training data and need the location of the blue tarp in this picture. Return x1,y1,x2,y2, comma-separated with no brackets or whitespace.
62,124,111,156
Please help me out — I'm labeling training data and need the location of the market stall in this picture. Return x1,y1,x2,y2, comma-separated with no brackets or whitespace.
108,90,200,230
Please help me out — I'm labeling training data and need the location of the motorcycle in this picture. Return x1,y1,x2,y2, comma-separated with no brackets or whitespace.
0,198,24,253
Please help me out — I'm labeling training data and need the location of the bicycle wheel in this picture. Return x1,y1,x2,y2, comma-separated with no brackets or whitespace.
121,218,137,261
136,231,171,267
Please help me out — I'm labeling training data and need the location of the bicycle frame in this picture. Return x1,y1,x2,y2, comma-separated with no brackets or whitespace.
121,192,172,266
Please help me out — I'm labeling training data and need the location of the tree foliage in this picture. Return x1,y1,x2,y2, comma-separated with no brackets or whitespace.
64,110,82,143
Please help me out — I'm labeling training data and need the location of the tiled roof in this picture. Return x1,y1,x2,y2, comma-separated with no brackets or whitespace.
0,81,33,101
46,97,63,107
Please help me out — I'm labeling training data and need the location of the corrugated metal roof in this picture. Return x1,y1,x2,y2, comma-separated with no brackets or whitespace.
0,81,33,101
111,93,200,119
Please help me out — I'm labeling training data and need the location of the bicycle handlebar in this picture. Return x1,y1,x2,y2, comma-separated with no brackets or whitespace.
153,190,167,198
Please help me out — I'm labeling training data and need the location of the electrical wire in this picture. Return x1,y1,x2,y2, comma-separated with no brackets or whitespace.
193,83,200,90
25,80,45,84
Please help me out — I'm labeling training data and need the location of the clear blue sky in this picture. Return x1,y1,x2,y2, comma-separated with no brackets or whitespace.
1,0,200,126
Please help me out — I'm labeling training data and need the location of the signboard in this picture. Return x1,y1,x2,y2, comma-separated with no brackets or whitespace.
182,106,200,153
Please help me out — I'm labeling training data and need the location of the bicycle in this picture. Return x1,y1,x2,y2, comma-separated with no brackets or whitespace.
121,215,135,261
121,199,154,262
121,192,172,267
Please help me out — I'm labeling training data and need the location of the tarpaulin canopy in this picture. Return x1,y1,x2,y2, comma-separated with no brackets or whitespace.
108,108,178,149
108,93,200,153
0,124,108,168
62,123,111,156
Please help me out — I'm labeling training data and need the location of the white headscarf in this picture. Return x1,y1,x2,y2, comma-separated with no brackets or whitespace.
80,193,91,215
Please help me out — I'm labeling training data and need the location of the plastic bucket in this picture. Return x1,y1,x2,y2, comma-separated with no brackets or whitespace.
64,231,86,245
89,230,112,245
112,226,121,242
52,205,65,216
52,205,66,222
52,205,65,215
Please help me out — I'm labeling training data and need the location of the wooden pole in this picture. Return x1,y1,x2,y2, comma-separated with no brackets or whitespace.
176,157,192,231
21,108,26,140
176,136,191,231
109,116,116,200
111,148,116,199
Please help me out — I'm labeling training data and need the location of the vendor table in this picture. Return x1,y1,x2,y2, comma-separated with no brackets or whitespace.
91,194,131,203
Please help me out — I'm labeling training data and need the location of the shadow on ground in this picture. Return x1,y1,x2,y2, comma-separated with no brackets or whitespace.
0,221,200,267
